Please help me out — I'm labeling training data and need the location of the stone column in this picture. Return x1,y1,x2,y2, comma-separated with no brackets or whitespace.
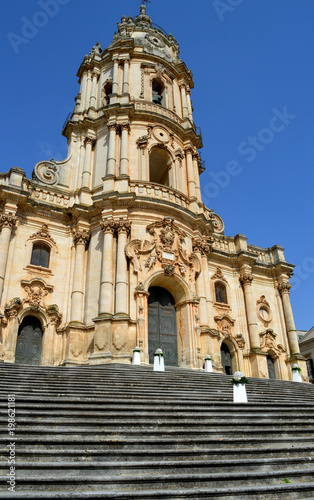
278,281,300,355
120,124,130,176
81,138,94,189
193,239,208,328
180,84,189,119
175,150,185,193
79,72,88,112
107,124,117,176
186,87,193,121
122,58,130,94
70,229,90,324
193,152,202,201
136,136,149,180
201,246,214,324
115,220,131,315
85,70,92,110
112,57,119,95
0,214,17,303
89,71,99,108
239,270,260,350
99,220,116,315
185,148,196,199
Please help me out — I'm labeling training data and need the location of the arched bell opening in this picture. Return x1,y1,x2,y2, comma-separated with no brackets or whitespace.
149,147,172,187
152,78,165,106
15,316,43,365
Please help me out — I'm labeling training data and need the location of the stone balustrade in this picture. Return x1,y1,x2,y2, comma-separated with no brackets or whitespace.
129,181,190,208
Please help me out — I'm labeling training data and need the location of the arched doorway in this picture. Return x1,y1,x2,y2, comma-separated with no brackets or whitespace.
221,342,233,375
267,354,276,379
148,286,177,366
15,316,43,365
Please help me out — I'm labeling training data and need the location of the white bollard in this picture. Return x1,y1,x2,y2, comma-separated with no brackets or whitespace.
153,348,165,372
132,346,141,365
232,371,248,403
204,355,213,373
292,364,302,382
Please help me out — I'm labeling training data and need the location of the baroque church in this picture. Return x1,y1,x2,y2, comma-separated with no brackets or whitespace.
0,4,307,381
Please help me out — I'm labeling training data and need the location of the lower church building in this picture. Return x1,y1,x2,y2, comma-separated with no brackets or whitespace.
0,4,307,381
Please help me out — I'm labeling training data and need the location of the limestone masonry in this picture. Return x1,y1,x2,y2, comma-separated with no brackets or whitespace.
0,5,307,381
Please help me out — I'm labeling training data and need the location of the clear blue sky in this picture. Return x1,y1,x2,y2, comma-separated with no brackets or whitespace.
1,0,313,330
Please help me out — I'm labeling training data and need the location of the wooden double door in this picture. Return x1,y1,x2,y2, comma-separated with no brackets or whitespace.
148,287,178,366
15,316,43,365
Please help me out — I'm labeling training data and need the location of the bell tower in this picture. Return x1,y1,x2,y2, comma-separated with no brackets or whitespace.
60,3,204,214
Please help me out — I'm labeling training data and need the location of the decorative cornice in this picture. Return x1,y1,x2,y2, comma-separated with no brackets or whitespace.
28,224,56,245
211,266,227,284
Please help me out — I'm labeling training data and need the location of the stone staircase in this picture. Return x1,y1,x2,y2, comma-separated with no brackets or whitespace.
0,362,314,499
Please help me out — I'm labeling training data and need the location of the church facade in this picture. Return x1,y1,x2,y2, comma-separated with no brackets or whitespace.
0,5,307,381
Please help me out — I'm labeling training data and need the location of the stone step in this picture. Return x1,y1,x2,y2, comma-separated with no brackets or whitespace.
2,435,313,451
2,443,313,462
3,425,314,436
1,468,314,491
1,484,314,499
1,456,313,475
2,405,314,416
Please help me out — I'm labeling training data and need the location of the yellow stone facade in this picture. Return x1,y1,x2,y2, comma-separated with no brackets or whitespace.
0,5,307,381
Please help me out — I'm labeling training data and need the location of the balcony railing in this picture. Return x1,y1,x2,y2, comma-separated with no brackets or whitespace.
129,181,190,208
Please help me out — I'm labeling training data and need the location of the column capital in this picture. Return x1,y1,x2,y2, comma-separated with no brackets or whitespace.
184,146,194,156
278,281,291,295
84,137,95,148
100,219,116,234
192,151,200,161
73,229,90,247
239,271,253,286
120,123,130,134
192,237,212,256
116,219,131,235
108,123,118,132
0,214,17,231
136,135,149,149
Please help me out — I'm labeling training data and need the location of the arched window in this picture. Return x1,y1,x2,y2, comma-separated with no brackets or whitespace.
215,282,227,304
149,147,172,186
30,242,50,268
152,78,165,106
